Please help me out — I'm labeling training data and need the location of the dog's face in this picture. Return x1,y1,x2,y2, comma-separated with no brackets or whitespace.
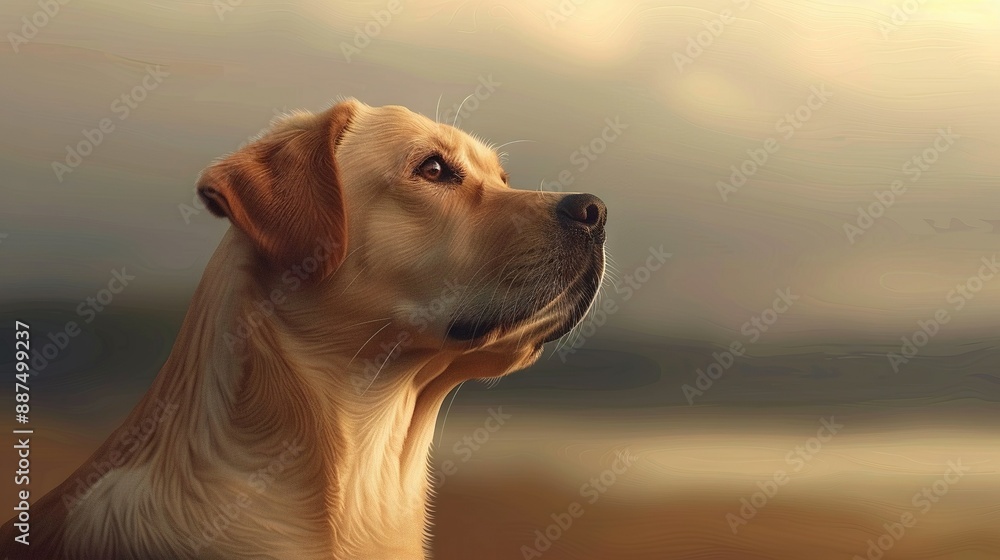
198,99,606,367
335,104,607,351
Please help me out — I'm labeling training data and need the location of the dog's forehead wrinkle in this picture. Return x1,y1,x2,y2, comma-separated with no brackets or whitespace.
356,109,502,181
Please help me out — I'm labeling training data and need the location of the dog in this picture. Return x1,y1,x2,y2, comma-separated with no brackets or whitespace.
0,98,607,559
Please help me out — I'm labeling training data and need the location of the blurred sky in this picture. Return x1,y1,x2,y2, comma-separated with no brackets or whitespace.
2,0,1000,348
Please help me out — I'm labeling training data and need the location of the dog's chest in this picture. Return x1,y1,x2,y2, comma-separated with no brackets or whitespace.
61,465,339,559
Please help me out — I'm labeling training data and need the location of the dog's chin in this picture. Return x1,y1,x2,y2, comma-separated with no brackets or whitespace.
444,318,507,341
446,256,605,346
540,277,602,343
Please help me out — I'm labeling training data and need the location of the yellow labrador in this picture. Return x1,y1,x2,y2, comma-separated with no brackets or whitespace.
0,99,607,559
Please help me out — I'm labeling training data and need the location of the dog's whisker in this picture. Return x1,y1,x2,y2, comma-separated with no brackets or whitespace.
337,316,393,331
463,254,519,348
603,273,622,292
436,380,466,448
347,320,393,369
605,252,623,274
493,265,531,349
494,139,536,150
548,300,576,360
604,272,617,288
602,264,617,279
339,268,366,297
343,239,370,261
514,265,560,351
435,252,516,351
443,231,517,318
601,251,622,288
361,338,405,395
603,259,622,276
452,94,474,127
435,93,443,123
550,315,574,357
604,275,621,293
565,286,600,350
318,239,370,286
484,374,503,390
553,274,595,358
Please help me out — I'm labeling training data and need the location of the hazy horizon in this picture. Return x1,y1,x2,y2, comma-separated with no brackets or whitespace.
5,0,1000,347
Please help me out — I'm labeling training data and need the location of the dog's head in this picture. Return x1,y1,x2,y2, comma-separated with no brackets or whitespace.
198,99,605,372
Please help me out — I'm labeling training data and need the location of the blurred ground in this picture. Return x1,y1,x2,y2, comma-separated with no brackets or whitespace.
1,307,998,558
7,408,1000,559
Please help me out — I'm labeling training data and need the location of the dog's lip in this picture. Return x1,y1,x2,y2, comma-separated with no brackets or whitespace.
446,246,605,344
445,308,534,341
541,253,604,343
445,318,502,341
540,287,597,343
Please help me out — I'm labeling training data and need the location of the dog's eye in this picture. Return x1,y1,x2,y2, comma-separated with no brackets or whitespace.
417,156,460,184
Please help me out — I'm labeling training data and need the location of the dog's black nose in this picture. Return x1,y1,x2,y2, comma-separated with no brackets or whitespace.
556,193,607,236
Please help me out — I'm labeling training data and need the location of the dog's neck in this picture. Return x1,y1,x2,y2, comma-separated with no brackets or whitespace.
127,229,483,559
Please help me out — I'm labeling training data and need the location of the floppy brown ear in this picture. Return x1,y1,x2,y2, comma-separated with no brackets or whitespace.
196,100,358,283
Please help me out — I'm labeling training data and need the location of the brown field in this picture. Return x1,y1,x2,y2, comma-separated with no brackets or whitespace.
8,411,1000,560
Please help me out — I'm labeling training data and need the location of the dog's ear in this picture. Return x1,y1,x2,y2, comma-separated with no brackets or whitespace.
196,100,359,283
